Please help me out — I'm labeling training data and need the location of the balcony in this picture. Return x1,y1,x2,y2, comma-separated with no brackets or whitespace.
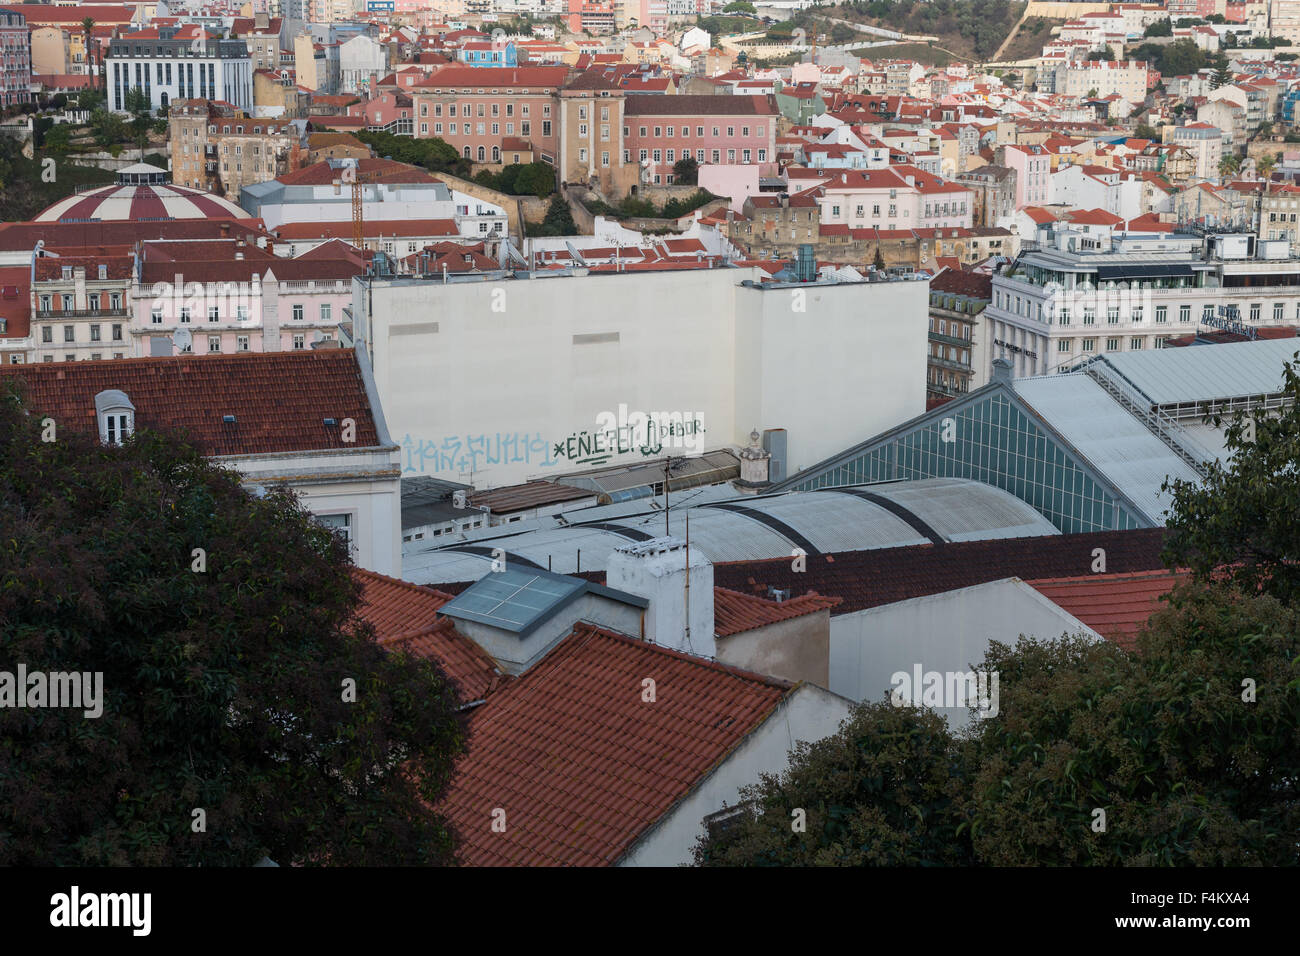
35,308,128,319
929,354,972,373
930,331,973,347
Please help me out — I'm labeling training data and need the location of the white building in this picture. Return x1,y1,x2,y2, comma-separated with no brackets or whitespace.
985,228,1300,378
339,34,389,95
352,266,931,486
107,25,253,114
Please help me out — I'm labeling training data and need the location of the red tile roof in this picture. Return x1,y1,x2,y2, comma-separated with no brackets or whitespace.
352,567,503,702
441,623,791,866
276,158,438,187
713,587,841,637
710,529,1170,617
0,351,384,457
1027,570,1185,650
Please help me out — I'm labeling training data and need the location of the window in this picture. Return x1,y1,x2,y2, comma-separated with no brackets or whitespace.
63,325,74,343
1106,337,1121,351
1155,305,1167,324
89,293,101,312
1249,303,1261,323
1131,306,1143,323
180,307,191,323
1082,338,1095,352
90,325,101,342
320,304,332,323
1082,308,1095,325
1058,338,1072,352
292,304,304,321
1179,305,1191,323
1202,305,1214,322
112,324,122,341
316,512,352,548
1058,307,1070,326
1275,303,1285,322
208,335,221,353
237,335,249,351
292,334,305,350
208,307,219,323
41,326,52,343
1107,307,1119,324
1130,337,1143,350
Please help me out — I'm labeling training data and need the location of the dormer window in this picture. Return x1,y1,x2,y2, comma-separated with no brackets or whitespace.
95,389,135,446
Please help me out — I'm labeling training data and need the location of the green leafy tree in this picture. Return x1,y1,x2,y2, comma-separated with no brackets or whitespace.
722,1,756,12
1218,153,1241,178
694,587,1300,866
0,388,466,865
672,154,698,185
1162,354,1300,606
1134,122,1159,141
1144,18,1172,37
694,701,972,866
528,192,578,236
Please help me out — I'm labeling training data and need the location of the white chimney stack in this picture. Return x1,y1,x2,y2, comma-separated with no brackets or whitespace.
606,536,714,659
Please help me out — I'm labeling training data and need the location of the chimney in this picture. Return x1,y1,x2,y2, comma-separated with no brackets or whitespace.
606,537,715,659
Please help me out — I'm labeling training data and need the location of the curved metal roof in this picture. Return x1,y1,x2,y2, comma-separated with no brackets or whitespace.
402,477,1059,587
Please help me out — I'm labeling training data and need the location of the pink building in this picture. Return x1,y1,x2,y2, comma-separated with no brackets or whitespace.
130,239,366,357
623,94,778,185
1000,143,1052,209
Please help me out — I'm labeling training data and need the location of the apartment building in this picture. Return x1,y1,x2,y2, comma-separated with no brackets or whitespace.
557,72,637,196
170,99,305,202
958,165,1018,228
1171,122,1223,181
928,269,988,400
107,25,253,113
814,167,975,233
1261,183,1300,254
984,229,1300,379
411,65,569,165
1054,60,1155,101
623,94,778,185
29,255,134,363
0,7,33,107
231,13,284,72
999,144,1052,209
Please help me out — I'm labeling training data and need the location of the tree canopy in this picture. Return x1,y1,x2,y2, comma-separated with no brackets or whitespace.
0,387,466,865
695,354,1300,866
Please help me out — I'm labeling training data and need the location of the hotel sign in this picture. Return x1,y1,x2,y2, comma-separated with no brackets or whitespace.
1204,306,1259,340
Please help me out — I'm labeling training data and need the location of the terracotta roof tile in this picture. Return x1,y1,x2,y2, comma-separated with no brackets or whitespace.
441,623,791,866
713,587,840,637
352,567,504,702
1027,570,1186,650
0,351,383,456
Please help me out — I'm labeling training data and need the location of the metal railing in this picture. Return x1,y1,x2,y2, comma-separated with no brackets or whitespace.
1084,361,1210,479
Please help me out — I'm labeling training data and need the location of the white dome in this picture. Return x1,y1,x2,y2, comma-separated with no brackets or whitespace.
35,181,248,223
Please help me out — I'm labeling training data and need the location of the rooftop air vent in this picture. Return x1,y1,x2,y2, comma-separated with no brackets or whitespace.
222,415,236,424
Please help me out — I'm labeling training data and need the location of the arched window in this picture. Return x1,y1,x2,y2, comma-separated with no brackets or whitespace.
462,145,471,159
477,145,486,162
491,146,500,163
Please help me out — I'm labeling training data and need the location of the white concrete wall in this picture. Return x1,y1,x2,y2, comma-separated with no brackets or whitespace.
618,683,851,867
733,279,929,476
829,577,1101,726
357,270,929,487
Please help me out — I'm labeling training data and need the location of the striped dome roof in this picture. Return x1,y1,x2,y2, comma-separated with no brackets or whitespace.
35,179,248,223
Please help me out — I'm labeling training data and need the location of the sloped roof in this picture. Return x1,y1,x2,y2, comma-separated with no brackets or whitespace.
1027,570,1185,650
440,623,791,866
0,351,384,456
710,529,1169,617
713,587,841,637
351,567,503,702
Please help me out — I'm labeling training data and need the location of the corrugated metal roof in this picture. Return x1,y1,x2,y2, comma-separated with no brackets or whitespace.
1013,375,1204,522
402,477,1062,586
866,476,1060,541
1095,337,1300,406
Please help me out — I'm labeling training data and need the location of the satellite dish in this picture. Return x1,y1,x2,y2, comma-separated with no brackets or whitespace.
172,328,192,352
